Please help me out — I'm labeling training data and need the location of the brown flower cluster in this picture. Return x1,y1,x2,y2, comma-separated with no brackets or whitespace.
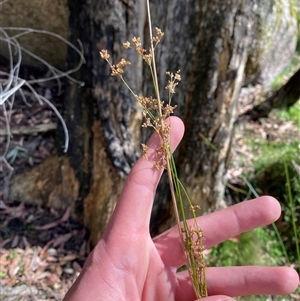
99,28,178,170
165,70,181,94
141,143,149,159
100,50,131,77
183,226,207,297
152,27,164,44
101,28,164,69
133,94,177,169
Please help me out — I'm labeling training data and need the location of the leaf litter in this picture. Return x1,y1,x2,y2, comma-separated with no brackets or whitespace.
0,63,89,301
0,201,90,301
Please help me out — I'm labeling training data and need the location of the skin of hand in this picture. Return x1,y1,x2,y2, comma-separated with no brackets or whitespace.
63,116,299,301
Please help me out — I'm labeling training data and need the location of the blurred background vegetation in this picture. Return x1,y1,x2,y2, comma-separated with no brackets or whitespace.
208,8,300,298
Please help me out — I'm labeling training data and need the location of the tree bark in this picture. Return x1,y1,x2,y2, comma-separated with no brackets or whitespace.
10,0,146,246
9,0,259,244
178,0,256,214
149,0,257,232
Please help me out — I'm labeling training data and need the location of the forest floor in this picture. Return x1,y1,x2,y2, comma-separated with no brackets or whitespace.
0,76,91,300
0,70,299,300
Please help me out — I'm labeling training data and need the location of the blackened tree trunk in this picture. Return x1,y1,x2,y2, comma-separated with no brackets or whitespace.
59,0,146,245
10,0,259,244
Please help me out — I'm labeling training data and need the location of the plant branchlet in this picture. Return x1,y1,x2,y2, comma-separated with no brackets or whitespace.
100,3,207,298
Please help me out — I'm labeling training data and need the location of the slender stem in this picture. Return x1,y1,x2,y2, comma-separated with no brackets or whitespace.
146,0,163,118
284,162,300,266
146,1,206,297
242,175,290,264
146,0,187,272
120,76,136,96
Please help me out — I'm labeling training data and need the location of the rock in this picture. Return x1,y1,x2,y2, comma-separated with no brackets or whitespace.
245,0,297,86
0,0,69,68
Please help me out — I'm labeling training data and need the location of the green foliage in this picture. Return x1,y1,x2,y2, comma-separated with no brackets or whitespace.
250,141,299,177
224,100,300,297
291,0,300,53
245,116,300,269
283,162,300,265
296,9,300,53
208,227,286,268
274,99,300,127
236,292,299,301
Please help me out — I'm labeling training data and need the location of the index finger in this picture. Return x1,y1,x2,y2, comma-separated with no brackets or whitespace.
154,196,282,269
106,116,185,235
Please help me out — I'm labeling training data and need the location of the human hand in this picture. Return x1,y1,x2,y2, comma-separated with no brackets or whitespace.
63,116,299,301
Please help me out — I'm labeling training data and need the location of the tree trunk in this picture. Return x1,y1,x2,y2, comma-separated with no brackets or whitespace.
9,0,258,244
178,0,256,213
149,0,257,233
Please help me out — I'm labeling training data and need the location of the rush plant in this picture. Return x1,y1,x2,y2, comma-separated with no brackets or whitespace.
100,1,207,298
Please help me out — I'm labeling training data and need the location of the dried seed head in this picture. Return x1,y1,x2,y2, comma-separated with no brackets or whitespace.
153,149,167,169
143,53,152,65
152,27,164,45
110,58,131,76
141,143,149,159
155,27,164,39
163,104,177,116
117,58,131,68
175,70,181,81
142,117,152,128
111,66,123,76
100,49,110,60
132,37,142,48
123,41,131,49
131,37,153,65
165,70,181,94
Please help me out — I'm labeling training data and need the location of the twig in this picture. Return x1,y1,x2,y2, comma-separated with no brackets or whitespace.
0,26,84,155
0,123,57,136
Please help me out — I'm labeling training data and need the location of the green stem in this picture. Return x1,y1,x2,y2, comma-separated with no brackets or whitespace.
284,161,300,267
242,175,290,264
146,2,207,297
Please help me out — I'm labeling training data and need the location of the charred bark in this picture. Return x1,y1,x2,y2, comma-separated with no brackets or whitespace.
10,0,146,246
10,0,260,243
